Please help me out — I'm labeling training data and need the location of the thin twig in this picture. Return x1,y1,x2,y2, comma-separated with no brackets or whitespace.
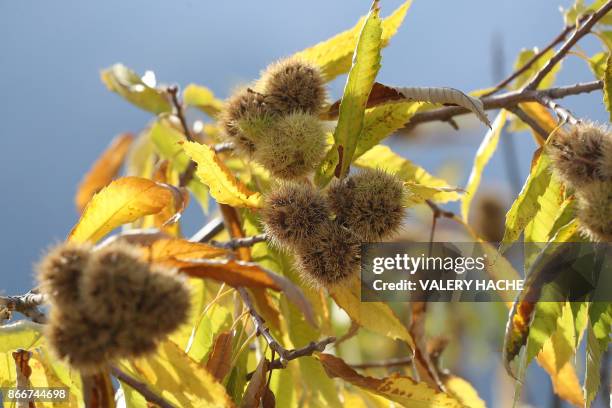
0,291,47,324
507,106,550,140
190,217,225,243
111,366,175,408
536,94,578,125
524,0,612,90
350,357,414,370
482,22,578,97
167,85,193,143
209,234,268,250
403,80,601,131
246,337,336,379
214,142,235,153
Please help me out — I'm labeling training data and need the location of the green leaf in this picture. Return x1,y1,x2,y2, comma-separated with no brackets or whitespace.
185,303,232,363
501,150,553,251
354,145,461,204
183,84,224,118
333,2,383,178
101,64,171,114
588,52,608,79
512,48,561,90
461,110,508,223
603,53,612,122
293,1,411,82
525,301,564,364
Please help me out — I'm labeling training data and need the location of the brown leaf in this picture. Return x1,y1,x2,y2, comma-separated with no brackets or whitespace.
75,133,134,213
317,353,463,407
323,82,404,119
240,358,270,408
178,259,281,290
205,331,233,382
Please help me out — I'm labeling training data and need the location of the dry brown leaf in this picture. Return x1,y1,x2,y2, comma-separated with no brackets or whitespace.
241,358,270,408
75,133,134,213
205,331,233,382
317,353,463,407
144,238,228,265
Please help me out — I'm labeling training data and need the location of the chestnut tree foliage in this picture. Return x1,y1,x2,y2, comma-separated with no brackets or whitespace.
1,1,612,407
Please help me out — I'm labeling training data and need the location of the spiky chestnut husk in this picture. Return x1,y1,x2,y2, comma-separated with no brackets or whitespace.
261,182,330,249
548,121,612,188
327,169,406,242
220,87,274,154
37,242,92,309
260,57,326,115
576,182,612,242
79,243,190,335
294,223,361,287
45,307,159,374
473,194,506,243
253,112,326,179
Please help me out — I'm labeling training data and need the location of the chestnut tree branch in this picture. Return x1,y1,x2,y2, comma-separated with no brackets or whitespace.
209,234,268,250
0,291,47,324
524,0,612,90
403,80,601,131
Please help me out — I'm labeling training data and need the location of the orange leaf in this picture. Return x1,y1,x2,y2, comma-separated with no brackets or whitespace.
178,259,281,290
68,176,174,243
143,238,228,265
75,133,134,213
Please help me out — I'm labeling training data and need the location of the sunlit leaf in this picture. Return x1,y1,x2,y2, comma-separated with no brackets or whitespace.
75,133,134,213
185,302,232,363
0,321,43,353
119,340,234,407
68,177,174,244
183,141,262,208
603,53,612,121
585,302,612,405
511,48,561,90
501,150,553,251
332,2,383,178
354,145,461,203
293,1,412,82
443,375,486,408
330,275,415,352
183,84,224,118
101,64,171,114
317,353,463,407
461,110,508,222
564,0,612,26
143,238,228,265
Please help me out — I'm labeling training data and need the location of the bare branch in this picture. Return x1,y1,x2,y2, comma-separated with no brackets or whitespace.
111,366,175,408
524,0,612,90
209,234,268,250
167,85,194,143
0,291,47,324
190,217,225,243
214,142,235,153
536,94,579,125
246,337,336,379
403,80,601,131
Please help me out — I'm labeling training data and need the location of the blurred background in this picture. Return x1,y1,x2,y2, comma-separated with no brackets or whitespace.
0,1,608,406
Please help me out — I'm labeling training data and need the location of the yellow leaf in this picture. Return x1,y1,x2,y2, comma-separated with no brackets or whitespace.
68,176,174,243
443,375,486,408
294,1,412,82
119,340,235,408
537,341,584,407
0,321,43,353
318,353,463,407
461,110,508,222
183,84,224,118
101,64,171,114
333,2,383,178
75,133,134,213
143,238,228,265
354,145,461,203
182,141,262,208
330,275,415,352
